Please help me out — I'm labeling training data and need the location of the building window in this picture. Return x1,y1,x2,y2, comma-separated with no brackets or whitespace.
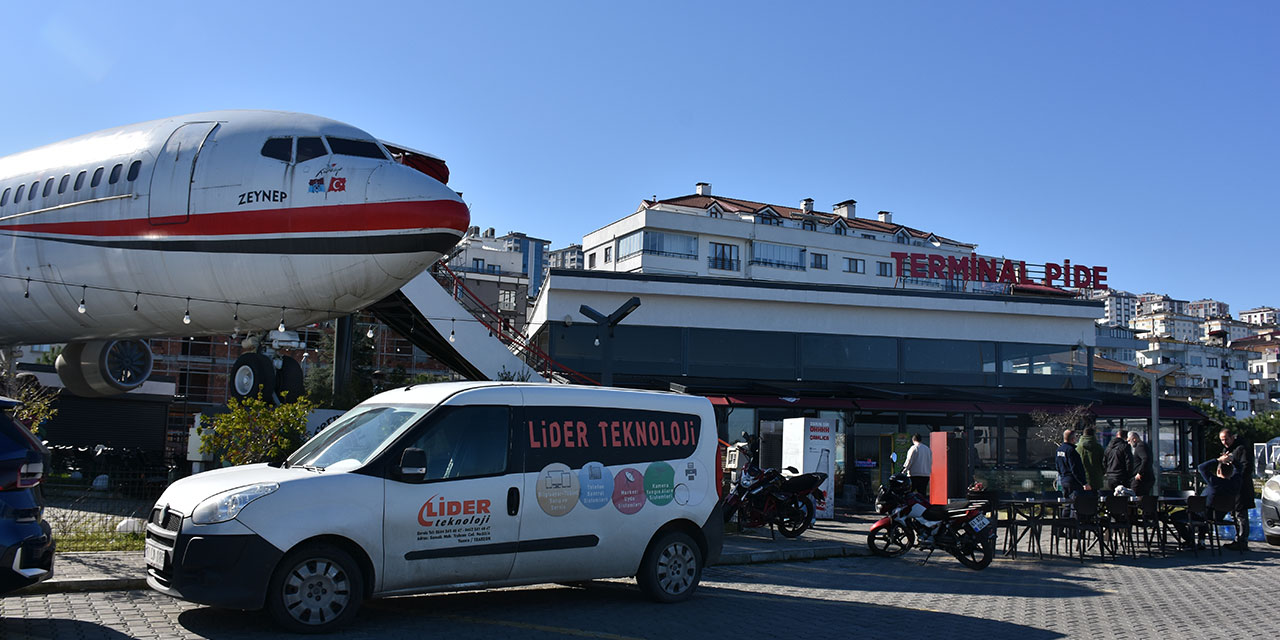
498,289,517,312
877,261,894,277
802,220,816,231
834,226,846,236
1207,357,1219,367
708,242,740,271
755,216,782,226
604,247,612,263
709,210,722,219
617,230,697,260
588,253,596,269
750,242,805,270
810,253,828,270
896,234,909,244
862,234,876,240
844,257,865,274
472,258,485,271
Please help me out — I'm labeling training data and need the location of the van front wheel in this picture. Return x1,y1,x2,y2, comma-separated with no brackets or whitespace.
637,531,702,603
266,543,364,634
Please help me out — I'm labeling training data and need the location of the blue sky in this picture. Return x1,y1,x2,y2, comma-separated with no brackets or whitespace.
3,2,1275,312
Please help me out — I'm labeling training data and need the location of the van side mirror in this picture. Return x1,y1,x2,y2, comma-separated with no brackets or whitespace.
399,448,427,482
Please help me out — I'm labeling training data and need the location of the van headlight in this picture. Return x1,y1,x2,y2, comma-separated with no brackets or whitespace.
1264,476,1280,503
192,483,279,524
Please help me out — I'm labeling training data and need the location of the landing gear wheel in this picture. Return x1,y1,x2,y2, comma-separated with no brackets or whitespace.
777,496,815,539
868,522,915,557
952,526,995,570
266,543,363,634
229,353,275,401
637,531,702,603
275,356,305,403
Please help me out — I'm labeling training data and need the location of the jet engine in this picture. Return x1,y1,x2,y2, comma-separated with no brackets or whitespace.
55,340,154,397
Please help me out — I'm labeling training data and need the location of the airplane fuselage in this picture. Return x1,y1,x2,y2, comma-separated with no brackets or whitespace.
0,110,469,345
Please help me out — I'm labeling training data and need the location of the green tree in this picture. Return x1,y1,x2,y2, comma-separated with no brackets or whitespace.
200,392,317,465
0,351,58,436
304,322,378,410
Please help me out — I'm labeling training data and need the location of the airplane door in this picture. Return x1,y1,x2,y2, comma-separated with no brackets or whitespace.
381,402,522,593
149,122,218,225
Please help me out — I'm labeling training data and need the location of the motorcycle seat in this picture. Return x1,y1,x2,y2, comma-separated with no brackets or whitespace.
779,473,825,493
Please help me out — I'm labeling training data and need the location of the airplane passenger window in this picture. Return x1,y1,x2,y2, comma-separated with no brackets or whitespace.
260,138,293,162
58,174,70,194
296,137,327,163
1,188,8,206
127,161,142,181
28,182,38,200
74,171,86,190
43,179,54,197
13,185,24,202
326,137,388,160
91,167,104,188
109,164,123,185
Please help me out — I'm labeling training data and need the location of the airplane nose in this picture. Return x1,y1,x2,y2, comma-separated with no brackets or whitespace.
367,164,470,279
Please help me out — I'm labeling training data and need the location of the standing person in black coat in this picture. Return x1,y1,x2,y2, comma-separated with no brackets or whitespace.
1128,431,1156,496
1102,429,1133,492
1219,428,1255,550
1055,430,1091,499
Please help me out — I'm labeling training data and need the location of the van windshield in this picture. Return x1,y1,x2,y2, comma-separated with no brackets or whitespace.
287,405,431,470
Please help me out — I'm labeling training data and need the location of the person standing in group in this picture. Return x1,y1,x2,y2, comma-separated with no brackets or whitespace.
902,433,933,498
1128,431,1156,496
1103,429,1133,492
1218,428,1255,551
1077,426,1105,493
1056,430,1091,499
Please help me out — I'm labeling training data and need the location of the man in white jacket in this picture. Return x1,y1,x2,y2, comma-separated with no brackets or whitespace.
903,433,933,497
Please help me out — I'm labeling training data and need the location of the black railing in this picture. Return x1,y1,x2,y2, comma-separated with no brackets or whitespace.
749,258,805,271
707,257,740,271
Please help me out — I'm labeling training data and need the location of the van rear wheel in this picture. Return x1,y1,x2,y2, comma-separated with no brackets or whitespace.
637,531,702,603
266,543,363,634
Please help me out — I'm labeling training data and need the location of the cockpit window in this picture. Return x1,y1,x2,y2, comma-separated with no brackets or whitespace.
261,137,293,162
296,137,328,163
325,137,388,160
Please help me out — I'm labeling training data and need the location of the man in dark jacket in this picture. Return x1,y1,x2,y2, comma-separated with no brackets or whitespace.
1128,431,1156,496
1076,427,1105,491
1103,429,1133,492
1219,428,1255,550
1055,430,1091,499
1174,458,1242,547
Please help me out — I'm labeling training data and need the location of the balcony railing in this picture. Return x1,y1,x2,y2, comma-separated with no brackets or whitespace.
707,257,740,271
749,258,805,271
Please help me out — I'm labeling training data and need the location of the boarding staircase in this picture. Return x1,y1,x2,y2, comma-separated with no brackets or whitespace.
368,263,595,385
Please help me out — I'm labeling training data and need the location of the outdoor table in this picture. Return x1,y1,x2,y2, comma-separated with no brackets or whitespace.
1003,498,1068,559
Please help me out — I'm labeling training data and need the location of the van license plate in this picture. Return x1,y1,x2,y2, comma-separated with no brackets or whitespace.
144,542,168,569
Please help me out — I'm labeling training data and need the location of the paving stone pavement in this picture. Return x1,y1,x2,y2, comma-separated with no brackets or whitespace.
3,546,1277,639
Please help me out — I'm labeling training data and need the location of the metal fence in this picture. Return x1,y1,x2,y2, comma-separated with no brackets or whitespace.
41,445,172,550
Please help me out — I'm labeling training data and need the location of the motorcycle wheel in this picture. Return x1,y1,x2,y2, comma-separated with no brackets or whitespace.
951,525,994,570
867,522,915,557
777,496,814,538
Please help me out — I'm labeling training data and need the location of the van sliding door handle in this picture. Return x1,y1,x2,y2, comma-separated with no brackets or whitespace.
507,487,520,516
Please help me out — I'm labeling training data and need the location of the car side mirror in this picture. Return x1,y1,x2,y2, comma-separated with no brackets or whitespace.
399,448,427,482
785,466,799,474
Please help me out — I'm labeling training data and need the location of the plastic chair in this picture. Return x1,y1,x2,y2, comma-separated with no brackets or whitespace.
1103,496,1136,557
1134,495,1167,557
1057,492,1109,562
1182,496,1219,556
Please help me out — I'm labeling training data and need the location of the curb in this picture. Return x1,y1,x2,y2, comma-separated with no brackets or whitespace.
20,543,868,595
19,577,149,595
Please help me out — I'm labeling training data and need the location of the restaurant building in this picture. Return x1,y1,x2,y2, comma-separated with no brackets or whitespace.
528,185,1206,502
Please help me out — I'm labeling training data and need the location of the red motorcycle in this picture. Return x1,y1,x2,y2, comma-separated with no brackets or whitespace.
867,473,995,570
722,444,826,539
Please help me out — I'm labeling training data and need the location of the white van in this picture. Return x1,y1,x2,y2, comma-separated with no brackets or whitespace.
145,382,723,632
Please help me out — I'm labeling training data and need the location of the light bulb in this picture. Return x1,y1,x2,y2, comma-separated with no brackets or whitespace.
278,320,287,333
183,312,191,325
594,337,600,346
78,301,86,314
449,330,456,343
366,327,375,339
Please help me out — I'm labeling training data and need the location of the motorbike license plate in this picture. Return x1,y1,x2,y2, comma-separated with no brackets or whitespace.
144,542,168,569
968,515,990,532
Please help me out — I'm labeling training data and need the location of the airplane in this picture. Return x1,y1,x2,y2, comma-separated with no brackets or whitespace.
0,110,469,401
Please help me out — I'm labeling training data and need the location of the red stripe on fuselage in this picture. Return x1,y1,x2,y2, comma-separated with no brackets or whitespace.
0,199,470,238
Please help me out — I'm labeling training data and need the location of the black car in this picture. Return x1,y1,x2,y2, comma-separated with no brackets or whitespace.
0,396,54,594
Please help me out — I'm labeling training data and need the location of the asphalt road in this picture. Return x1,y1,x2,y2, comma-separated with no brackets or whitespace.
3,547,1276,639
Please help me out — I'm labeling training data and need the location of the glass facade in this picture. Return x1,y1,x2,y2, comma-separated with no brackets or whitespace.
618,230,697,260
